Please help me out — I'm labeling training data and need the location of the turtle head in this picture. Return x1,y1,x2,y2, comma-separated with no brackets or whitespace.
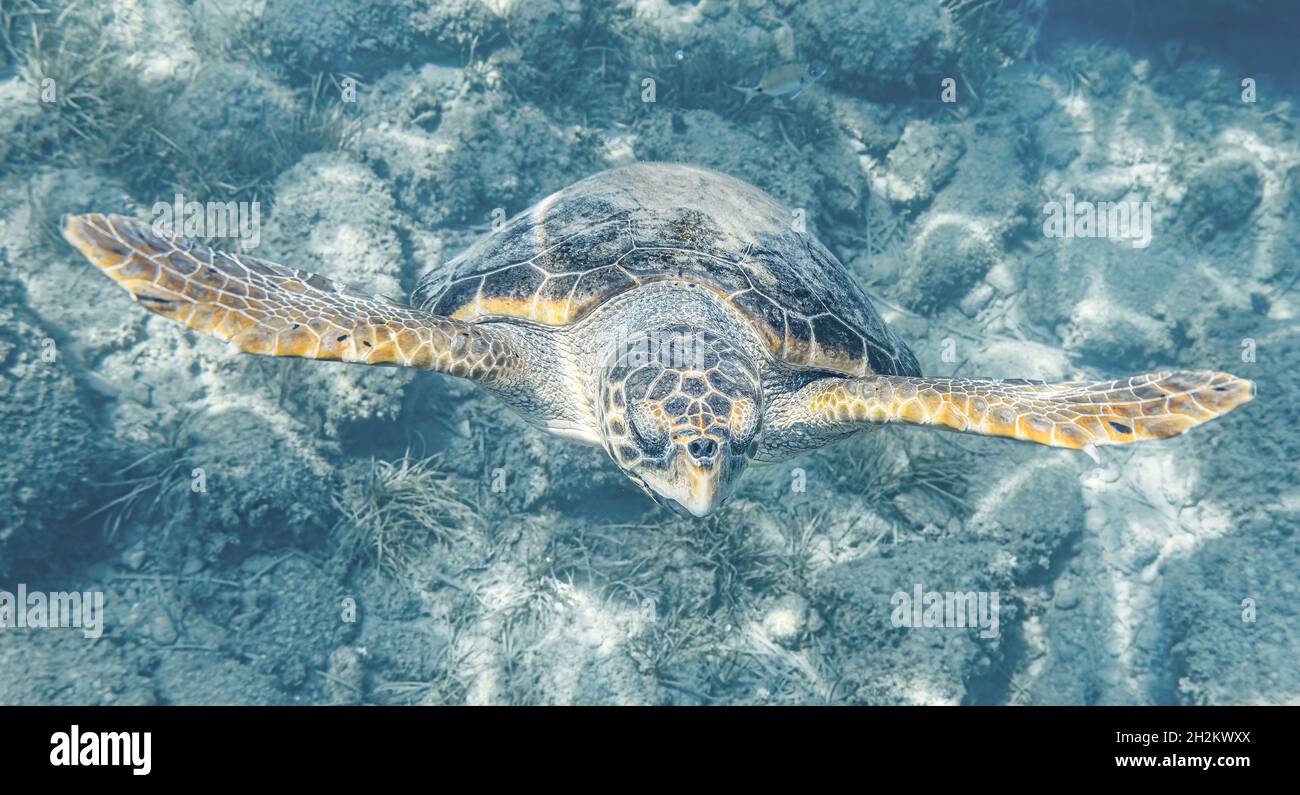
597,325,762,518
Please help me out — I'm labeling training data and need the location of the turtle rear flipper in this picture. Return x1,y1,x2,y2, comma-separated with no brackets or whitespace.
64,214,520,384
792,371,1255,460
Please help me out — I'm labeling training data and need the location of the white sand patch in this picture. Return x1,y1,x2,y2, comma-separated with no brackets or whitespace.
913,212,999,254
900,679,961,706
599,134,639,167
1081,446,1229,700
1110,83,1177,164
968,339,1072,382
1218,127,1298,206
105,0,201,86
1053,86,1099,164
547,581,629,656
481,0,515,18
1215,128,1300,289
630,0,706,26
1064,294,1173,358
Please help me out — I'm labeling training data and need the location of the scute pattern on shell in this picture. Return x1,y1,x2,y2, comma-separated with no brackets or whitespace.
412,164,920,378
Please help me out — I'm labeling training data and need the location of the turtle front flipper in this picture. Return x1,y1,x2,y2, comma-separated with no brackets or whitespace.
64,214,521,384
788,371,1255,460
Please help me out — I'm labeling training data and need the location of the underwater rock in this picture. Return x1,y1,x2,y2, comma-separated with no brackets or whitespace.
815,539,1009,705
792,0,952,97
872,120,966,207
761,593,819,648
179,410,336,542
0,624,157,705
0,79,43,165
1161,525,1300,705
259,0,466,77
0,279,100,578
160,61,306,193
353,68,585,229
500,0,588,84
409,0,504,51
899,216,996,312
267,152,407,297
0,0,182,174
1062,297,1175,367
152,651,282,705
326,646,367,704
1182,158,1263,242
967,461,1085,577
104,0,201,87
634,109,835,226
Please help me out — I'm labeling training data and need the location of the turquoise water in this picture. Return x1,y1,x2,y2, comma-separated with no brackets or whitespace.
0,0,1296,705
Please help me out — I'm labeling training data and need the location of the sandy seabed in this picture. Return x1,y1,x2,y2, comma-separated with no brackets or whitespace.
0,0,1296,705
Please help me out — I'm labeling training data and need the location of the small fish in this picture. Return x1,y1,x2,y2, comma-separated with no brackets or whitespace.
735,63,828,106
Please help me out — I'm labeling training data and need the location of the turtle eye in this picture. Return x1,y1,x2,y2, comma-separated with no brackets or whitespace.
628,401,670,456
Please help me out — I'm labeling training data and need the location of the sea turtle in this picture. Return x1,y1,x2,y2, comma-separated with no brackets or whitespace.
64,163,1254,517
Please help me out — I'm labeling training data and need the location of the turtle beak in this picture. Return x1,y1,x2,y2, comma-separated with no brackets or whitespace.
667,438,732,518
618,437,747,519
679,459,722,518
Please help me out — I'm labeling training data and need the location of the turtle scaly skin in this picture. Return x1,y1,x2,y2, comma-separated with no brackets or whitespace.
62,214,522,383
64,164,1255,517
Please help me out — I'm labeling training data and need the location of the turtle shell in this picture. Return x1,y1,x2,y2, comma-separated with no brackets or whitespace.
412,163,919,377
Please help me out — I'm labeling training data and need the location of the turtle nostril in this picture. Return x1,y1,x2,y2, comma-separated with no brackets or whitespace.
687,438,718,461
